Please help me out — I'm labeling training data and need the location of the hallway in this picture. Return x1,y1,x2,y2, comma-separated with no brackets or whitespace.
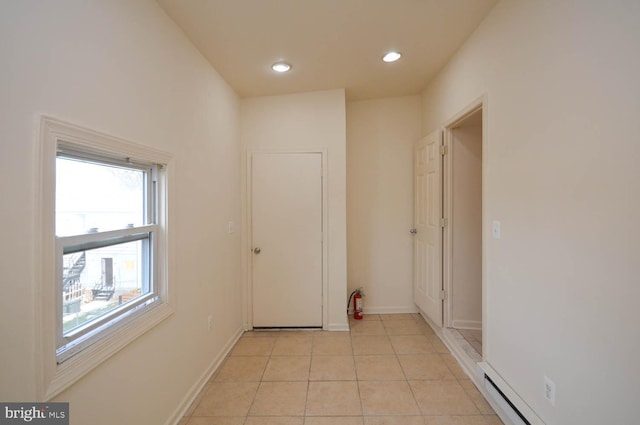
181,314,502,425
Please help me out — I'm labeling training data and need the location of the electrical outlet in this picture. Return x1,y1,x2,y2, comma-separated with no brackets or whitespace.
228,221,235,234
207,315,214,331
544,376,556,406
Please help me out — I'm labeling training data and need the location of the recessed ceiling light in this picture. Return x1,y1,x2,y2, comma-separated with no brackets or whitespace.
382,51,402,63
271,62,291,73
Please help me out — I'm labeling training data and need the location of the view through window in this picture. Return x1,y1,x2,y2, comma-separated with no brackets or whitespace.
55,153,158,360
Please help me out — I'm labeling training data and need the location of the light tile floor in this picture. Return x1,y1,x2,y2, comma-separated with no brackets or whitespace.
181,314,503,425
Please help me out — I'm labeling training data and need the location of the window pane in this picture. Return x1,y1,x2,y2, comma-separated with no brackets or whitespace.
56,157,145,237
62,239,149,334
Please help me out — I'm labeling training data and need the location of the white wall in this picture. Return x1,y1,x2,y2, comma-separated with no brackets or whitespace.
240,90,348,330
451,123,482,328
346,96,422,314
422,1,640,424
0,1,242,424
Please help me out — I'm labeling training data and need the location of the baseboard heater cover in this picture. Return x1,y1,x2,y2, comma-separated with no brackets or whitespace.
478,362,545,425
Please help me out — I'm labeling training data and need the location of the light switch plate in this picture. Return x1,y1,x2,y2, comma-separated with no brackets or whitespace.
492,220,501,239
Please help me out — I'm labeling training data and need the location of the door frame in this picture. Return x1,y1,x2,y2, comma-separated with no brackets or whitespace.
244,148,329,329
442,95,487,353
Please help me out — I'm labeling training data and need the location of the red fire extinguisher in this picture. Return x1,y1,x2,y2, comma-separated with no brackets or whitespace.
349,288,365,320
353,291,363,320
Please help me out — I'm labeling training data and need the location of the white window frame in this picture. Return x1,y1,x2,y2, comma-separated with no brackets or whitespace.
37,117,174,400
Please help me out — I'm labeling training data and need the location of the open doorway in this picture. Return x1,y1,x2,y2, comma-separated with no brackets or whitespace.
443,103,484,360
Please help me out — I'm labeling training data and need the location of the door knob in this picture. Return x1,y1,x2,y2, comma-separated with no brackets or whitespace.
253,247,261,254
410,228,417,234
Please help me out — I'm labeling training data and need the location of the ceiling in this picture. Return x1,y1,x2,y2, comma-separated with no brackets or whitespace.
156,0,498,100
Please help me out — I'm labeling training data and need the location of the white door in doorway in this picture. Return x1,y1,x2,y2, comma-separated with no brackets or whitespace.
414,130,443,326
251,152,323,327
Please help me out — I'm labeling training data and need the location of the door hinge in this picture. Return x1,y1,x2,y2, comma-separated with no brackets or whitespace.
440,218,448,227
440,290,447,300
439,145,448,155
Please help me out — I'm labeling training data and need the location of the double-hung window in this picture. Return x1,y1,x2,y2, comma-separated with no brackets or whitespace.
41,117,172,398
55,146,161,361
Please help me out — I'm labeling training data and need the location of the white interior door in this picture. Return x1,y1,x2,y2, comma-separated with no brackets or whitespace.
251,152,323,327
414,130,443,326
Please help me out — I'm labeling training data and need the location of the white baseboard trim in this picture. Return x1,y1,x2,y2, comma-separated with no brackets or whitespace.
358,306,419,315
451,319,482,330
165,326,244,425
326,322,350,331
416,310,519,425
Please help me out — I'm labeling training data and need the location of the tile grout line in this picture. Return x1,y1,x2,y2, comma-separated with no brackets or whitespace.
302,333,315,420
240,335,274,423
391,325,424,418
184,315,500,425
350,323,367,422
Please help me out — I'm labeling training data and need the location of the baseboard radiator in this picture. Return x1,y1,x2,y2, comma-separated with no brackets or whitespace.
479,362,545,425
